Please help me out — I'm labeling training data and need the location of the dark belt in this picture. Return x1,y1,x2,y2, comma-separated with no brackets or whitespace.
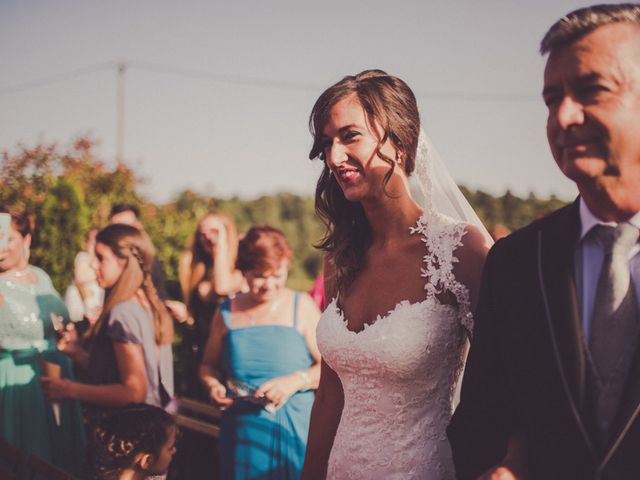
0,344,53,359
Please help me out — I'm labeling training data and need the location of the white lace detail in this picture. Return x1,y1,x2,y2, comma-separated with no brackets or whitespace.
317,214,472,479
410,212,473,336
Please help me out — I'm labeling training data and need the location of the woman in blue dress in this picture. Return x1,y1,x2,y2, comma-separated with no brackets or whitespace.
0,206,85,475
200,225,321,479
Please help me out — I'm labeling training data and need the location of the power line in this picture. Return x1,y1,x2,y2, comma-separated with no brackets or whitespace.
129,61,539,102
0,60,540,102
0,62,116,96
128,60,322,93
416,90,539,103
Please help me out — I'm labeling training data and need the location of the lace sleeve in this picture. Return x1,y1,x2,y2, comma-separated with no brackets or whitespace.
411,214,473,336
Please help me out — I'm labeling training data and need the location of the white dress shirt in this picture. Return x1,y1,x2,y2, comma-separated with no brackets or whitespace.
577,198,640,340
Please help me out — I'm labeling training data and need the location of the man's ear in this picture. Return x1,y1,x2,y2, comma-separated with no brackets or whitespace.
136,453,154,471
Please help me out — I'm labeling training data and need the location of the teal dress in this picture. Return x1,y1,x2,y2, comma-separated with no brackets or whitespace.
219,293,315,479
0,267,85,475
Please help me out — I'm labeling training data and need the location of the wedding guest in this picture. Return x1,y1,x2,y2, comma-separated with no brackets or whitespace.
110,204,169,302
41,223,174,419
0,205,85,475
110,203,192,328
200,225,321,479
91,403,176,480
65,227,104,323
301,70,491,479
308,272,325,310
448,4,640,479
178,212,244,398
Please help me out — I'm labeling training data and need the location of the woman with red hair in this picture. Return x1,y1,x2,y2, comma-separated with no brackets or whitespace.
200,225,321,479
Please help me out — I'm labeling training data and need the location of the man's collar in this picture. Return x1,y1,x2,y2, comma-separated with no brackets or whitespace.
579,197,640,240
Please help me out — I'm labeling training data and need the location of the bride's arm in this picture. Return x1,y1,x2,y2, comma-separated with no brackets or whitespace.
302,255,342,480
453,224,491,337
301,359,344,480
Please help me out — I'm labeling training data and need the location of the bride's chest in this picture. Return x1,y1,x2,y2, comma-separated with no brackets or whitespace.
317,299,463,380
340,240,427,333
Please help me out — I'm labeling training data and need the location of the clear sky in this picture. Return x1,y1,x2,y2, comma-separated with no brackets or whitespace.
0,0,619,204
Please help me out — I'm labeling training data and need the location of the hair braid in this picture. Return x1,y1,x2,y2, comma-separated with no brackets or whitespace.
141,272,173,345
93,404,174,479
129,245,146,272
85,223,174,345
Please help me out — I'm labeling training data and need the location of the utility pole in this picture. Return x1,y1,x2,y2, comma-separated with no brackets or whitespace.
116,61,126,168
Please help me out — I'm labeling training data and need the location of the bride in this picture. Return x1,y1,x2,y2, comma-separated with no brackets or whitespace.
301,70,493,479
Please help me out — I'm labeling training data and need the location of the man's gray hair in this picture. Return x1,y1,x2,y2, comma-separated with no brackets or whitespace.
540,3,640,55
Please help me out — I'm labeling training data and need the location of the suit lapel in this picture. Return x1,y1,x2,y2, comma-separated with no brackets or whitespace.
537,200,595,454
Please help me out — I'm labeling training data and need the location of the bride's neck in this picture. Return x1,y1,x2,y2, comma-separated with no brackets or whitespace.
363,194,422,246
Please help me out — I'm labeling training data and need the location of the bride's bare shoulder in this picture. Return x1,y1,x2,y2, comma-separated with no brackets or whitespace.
453,224,492,309
458,224,492,258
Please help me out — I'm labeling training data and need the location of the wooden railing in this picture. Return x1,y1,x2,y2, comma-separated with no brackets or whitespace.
174,397,221,438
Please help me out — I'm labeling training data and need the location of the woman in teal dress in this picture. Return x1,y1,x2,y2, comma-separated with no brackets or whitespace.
200,225,321,479
0,207,85,475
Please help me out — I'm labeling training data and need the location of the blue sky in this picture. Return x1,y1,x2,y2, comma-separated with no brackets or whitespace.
0,0,618,203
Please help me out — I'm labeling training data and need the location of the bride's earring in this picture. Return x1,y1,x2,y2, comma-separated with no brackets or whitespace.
395,152,402,165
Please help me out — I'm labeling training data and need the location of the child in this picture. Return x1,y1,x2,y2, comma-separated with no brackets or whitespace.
92,404,176,480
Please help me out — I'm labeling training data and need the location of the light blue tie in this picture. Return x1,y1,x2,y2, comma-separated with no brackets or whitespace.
588,223,640,438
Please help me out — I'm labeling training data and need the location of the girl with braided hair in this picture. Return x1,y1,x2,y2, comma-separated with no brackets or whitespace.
92,403,176,480
41,223,174,417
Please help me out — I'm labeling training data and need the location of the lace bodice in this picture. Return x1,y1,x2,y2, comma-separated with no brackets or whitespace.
316,213,471,480
0,267,68,351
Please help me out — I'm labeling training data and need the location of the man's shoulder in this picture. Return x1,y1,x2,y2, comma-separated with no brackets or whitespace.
491,202,577,255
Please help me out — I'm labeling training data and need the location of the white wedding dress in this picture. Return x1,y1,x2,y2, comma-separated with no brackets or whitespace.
316,212,473,480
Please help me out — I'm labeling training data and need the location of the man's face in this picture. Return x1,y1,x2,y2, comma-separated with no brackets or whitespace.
543,22,640,217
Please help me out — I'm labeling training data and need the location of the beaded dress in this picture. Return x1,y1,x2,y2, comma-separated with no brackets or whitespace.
0,267,85,475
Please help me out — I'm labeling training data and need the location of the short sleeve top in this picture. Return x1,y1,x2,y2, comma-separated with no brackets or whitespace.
87,299,173,407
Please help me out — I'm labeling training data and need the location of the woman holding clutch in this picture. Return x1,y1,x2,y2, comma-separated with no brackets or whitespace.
199,225,321,479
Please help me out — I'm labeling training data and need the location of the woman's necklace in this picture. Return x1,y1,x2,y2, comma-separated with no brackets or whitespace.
2,266,31,278
245,294,285,327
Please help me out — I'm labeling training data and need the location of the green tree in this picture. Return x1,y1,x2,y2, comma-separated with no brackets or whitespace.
2,136,571,295
32,177,89,292
1,137,142,293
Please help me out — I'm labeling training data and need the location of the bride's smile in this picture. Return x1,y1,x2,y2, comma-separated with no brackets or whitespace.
320,95,405,203
303,69,490,480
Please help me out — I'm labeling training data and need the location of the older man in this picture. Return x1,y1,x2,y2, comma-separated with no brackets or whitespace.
448,4,640,479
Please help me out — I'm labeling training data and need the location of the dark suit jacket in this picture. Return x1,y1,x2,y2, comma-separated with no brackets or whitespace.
448,200,640,480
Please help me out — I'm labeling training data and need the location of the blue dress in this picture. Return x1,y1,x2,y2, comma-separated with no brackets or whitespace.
219,293,315,480
0,267,85,475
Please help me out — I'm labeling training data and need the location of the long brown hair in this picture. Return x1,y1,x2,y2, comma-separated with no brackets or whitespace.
309,69,421,295
180,212,239,309
84,224,174,345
